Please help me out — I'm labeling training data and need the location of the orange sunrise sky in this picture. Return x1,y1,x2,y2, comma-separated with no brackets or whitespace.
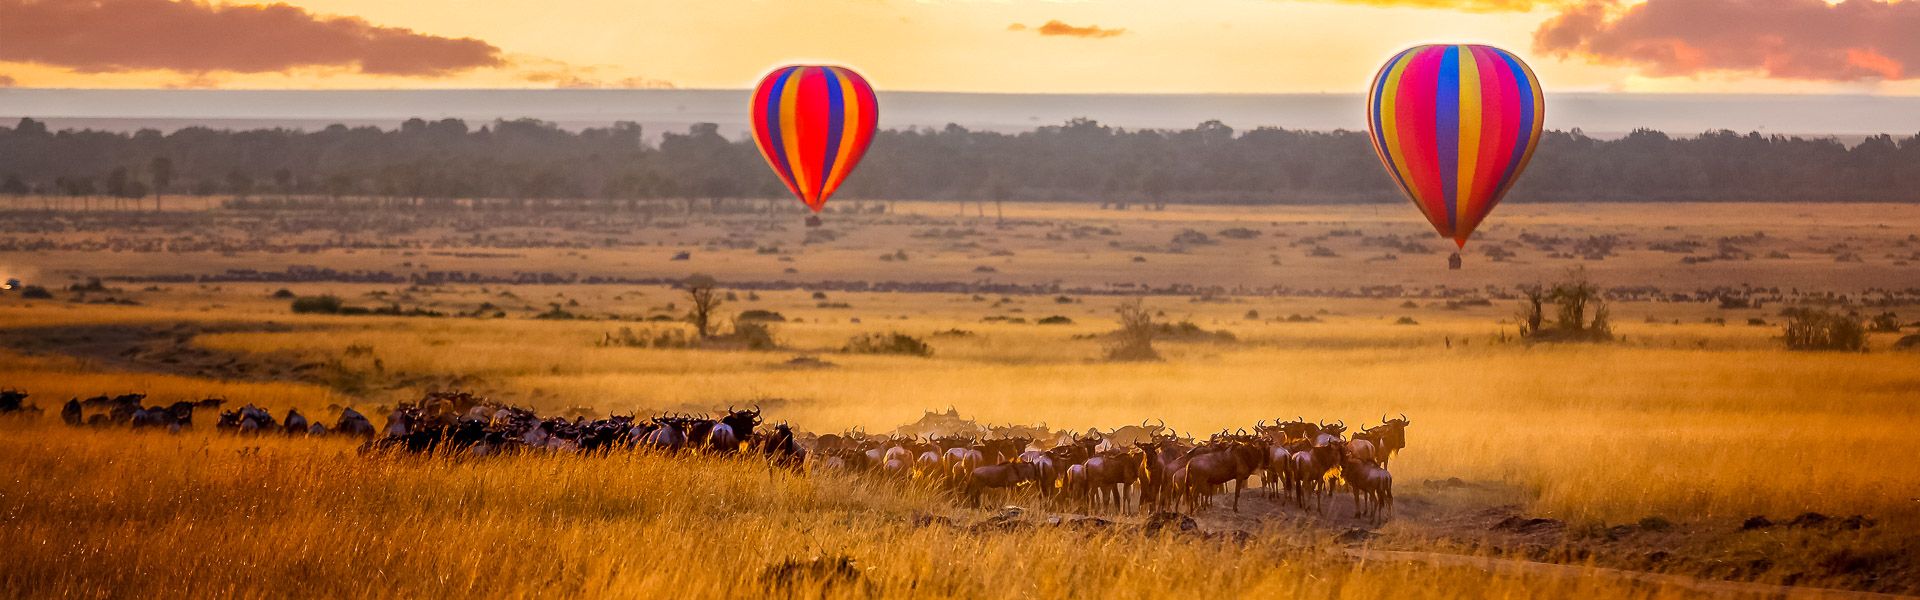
2,0,1918,94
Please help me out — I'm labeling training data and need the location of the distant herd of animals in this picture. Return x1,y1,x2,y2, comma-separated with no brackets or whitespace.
0,388,1409,521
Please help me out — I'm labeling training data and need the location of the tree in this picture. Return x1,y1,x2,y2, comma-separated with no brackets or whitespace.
1105,298,1161,361
1518,267,1612,343
149,156,173,211
274,168,294,201
226,170,254,198
683,274,723,338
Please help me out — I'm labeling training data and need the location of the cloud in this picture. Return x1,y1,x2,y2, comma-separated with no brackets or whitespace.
1288,0,1540,12
1008,20,1126,39
1534,0,1920,81
513,58,674,89
0,0,504,76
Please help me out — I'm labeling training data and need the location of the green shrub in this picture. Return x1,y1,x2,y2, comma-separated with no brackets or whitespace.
842,332,933,357
291,295,344,314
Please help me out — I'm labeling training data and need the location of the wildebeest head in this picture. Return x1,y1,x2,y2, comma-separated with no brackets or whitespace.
720,405,761,438
0,389,28,412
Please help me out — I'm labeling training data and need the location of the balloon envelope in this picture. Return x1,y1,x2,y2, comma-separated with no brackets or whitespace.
1367,45,1543,248
750,65,879,213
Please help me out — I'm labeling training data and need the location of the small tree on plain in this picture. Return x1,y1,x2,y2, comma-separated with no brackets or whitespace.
684,274,722,338
149,156,173,211
1518,267,1612,343
1106,298,1161,361
1782,308,1867,351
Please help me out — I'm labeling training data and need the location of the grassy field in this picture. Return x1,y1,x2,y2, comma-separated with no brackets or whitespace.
2,201,1918,597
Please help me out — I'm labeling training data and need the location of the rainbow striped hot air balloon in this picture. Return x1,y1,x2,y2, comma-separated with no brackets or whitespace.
1367,45,1543,259
750,65,879,224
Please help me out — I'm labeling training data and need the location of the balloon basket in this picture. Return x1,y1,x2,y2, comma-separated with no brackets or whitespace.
805,215,823,228
1448,252,1463,270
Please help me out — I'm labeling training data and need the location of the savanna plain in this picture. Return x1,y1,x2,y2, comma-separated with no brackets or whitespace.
2,200,1918,598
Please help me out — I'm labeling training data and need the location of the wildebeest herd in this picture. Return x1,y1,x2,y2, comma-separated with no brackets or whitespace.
810,416,1408,522
6,388,1408,521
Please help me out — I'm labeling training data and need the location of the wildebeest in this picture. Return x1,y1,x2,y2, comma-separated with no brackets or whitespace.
218,404,278,434
639,417,689,453
284,408,311,436
759,422,805,469
1170,437,1263,513
1288,443,1341,513
335,408,376,437
708,406,761,453
61,398,83,426
1354,414,1411,468
966,461,1040,506
0,389,37,415
1079,451,1145,514
1336,441,1393,522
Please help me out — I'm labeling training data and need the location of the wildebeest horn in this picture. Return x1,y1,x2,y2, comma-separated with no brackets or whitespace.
753,403,761,413
1337,419,1345,428
1156,418,1166,429
1383,413,1389,424
1401,413,1410,425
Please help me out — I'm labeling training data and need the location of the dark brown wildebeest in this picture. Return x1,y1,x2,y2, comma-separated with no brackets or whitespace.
967,461,1040,506
1336,441,1394,522
284,408,310,436
709,406,761,453
1079,450,1146,514
308,423,330,436
1016,449,1062,498
1171,438,1264,513
639,417,689,453
759,423,805,470
1365,414,1411,468
0,389,35,414
335,408,376,438
61,398,83,426
131,406,176,431
1288,442,1341,513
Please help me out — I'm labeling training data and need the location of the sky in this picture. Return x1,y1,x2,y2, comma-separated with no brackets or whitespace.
3,0,1919,95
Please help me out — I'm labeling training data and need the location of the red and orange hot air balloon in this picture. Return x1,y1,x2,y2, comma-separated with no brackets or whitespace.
1367,44,1543,267
750,65,879,226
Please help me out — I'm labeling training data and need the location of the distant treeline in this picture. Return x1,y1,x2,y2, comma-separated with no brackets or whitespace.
4,116,1919,207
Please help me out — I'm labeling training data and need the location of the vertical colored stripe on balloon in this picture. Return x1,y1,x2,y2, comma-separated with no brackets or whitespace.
1371,47,1421,224
758,68,802,200
1435,46,1461,235
823,67,862,203
1462,47,1508,238
1398,47,1447,236
778,68,811,206
839,70,880,201
796,67,832,209
1490,51,1536,203
1454,46,1482,244
819,67,846,204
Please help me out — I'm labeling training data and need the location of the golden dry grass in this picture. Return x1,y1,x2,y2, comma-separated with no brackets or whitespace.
0,420,1821,600
4,201,1919,597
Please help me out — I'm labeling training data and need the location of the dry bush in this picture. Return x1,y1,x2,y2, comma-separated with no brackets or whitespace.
1518,268,1613,343
1105,299,1160,361
1781,308,1867,351
842,333,933,357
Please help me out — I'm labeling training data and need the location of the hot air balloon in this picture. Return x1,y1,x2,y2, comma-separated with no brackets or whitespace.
1367,44,1543,268
750,65,879,227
